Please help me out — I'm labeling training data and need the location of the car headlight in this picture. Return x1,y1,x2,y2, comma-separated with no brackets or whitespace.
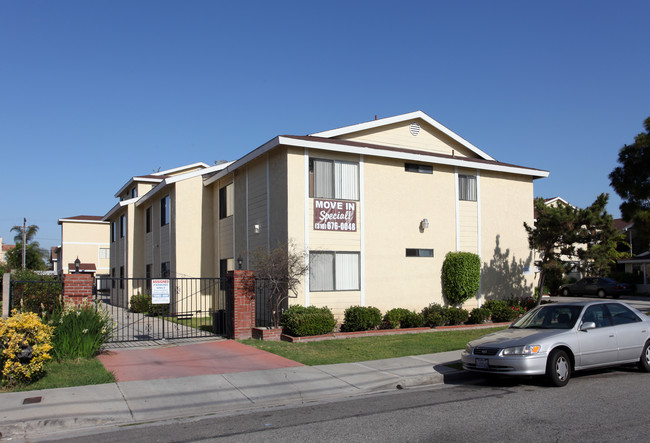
465,344,473,353
502,345,541,356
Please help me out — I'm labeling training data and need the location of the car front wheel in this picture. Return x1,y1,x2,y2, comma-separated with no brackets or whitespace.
638,341,650,372
547,349,571,387
597,289,606,298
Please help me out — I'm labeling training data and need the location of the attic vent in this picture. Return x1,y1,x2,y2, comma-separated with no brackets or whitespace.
409,122,420,136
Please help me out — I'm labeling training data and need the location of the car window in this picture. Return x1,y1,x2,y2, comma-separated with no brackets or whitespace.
606,303,641,325
582,305,613,328
512,305,582,329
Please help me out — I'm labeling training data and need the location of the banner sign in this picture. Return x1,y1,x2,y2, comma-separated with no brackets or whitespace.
152,279,170,304
314,199,357,232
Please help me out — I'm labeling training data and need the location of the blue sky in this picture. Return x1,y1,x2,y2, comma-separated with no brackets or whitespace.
1,1,649,252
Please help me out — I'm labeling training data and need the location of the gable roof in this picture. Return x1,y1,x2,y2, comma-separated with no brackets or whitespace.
310,111,496,161
204,133,548,186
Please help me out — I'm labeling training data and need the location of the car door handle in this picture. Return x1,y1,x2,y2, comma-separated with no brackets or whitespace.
609,335,615,338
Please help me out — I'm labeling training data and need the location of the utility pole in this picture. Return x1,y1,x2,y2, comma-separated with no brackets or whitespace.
22,217,26,269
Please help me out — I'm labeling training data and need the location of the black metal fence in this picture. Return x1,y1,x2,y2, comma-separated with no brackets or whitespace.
9,279,64,315
254,279,289,328
96,277,229,343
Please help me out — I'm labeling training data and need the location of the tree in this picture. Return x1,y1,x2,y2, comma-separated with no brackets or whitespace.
251,241,308,328
5,223,48,271
525,194,626,305
609,117,650,254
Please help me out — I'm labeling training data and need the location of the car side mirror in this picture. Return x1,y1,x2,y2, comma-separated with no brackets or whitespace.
580,321,596,331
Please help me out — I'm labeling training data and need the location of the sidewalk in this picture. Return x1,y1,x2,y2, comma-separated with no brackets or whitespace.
0,347,467,442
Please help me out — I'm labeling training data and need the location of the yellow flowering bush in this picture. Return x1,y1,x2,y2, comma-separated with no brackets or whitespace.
0,310,54,386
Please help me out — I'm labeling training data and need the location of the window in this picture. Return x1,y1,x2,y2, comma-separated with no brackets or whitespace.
310,251,360,291
405,163,433,174
582,305,613,328
131,187,137,198
145,206,152,233
111,267,115,288
219,183,234,219
111,221,116,242
119,266,124,289
99,248,110,259
146,264,152,291
607,303,641,325
119,214,126,238
406,248,434,257
309,159,359,200
458,175,477,201
161,195,170,226
161,261,170,278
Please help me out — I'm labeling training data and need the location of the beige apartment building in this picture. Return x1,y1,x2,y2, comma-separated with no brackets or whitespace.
57,216,110,275
102,111,548,317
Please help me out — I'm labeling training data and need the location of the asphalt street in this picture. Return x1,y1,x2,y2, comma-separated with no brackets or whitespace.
51,363,650,443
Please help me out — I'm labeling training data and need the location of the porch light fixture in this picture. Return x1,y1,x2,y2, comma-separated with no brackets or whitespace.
237,256,243,270
420,219,429,230
74,257,81,273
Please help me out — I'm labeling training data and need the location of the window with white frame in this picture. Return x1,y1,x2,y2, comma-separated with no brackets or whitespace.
99,248,110,259
310,251,360,291
309,159,359,201
458,174,477,201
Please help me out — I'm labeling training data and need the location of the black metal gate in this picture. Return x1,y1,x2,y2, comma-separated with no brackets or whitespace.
96,277,230,343
254,279,289,328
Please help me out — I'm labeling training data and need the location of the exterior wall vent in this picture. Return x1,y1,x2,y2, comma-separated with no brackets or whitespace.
409,122,421,136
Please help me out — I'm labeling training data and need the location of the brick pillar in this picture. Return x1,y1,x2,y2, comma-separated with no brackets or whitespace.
228,270,255,339
63,273,94,307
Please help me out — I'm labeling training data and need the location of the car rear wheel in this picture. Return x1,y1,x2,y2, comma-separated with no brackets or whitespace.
562,288,570,297
547,349,571,387
597,289,606,298
638,341,650,372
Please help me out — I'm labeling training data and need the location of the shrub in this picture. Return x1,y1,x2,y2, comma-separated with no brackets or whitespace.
382,308,425,329
468,307,491,324
48,304,113,360
341,306,382,332
9,270,62,316
130,293,152,314
483,299,517,322
280,305,336,337
0,310,53,386
422,303,447,327
445,307,469,325
442,252,480,305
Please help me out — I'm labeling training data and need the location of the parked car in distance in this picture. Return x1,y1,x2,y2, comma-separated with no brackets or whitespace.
559,277,631,298
461,301,650,387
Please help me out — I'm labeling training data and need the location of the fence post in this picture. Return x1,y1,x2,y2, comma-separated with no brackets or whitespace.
2,273,10,318
62,273,94,307
228,270,255,339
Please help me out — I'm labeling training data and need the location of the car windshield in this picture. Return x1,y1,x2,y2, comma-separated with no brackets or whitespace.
510,305,583,329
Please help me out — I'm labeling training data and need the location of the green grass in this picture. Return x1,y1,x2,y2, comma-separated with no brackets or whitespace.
240,326,507,365
1,358,115,393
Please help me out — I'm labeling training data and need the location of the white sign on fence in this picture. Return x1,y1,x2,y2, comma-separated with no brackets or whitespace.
151,279,170,304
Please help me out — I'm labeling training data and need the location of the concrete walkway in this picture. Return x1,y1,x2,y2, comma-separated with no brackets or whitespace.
0,343,466,442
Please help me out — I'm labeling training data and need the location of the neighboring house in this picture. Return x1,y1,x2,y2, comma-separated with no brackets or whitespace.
618,252,650,294
614,218,636,255
0,237,15,263
50,246,60,273
99,111,548,317
57,215,110,276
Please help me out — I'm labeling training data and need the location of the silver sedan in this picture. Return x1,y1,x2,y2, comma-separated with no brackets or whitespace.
461,301,650,386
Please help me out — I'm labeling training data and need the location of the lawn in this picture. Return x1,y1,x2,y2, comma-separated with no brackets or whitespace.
1,358,115,393
240,326,507,365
